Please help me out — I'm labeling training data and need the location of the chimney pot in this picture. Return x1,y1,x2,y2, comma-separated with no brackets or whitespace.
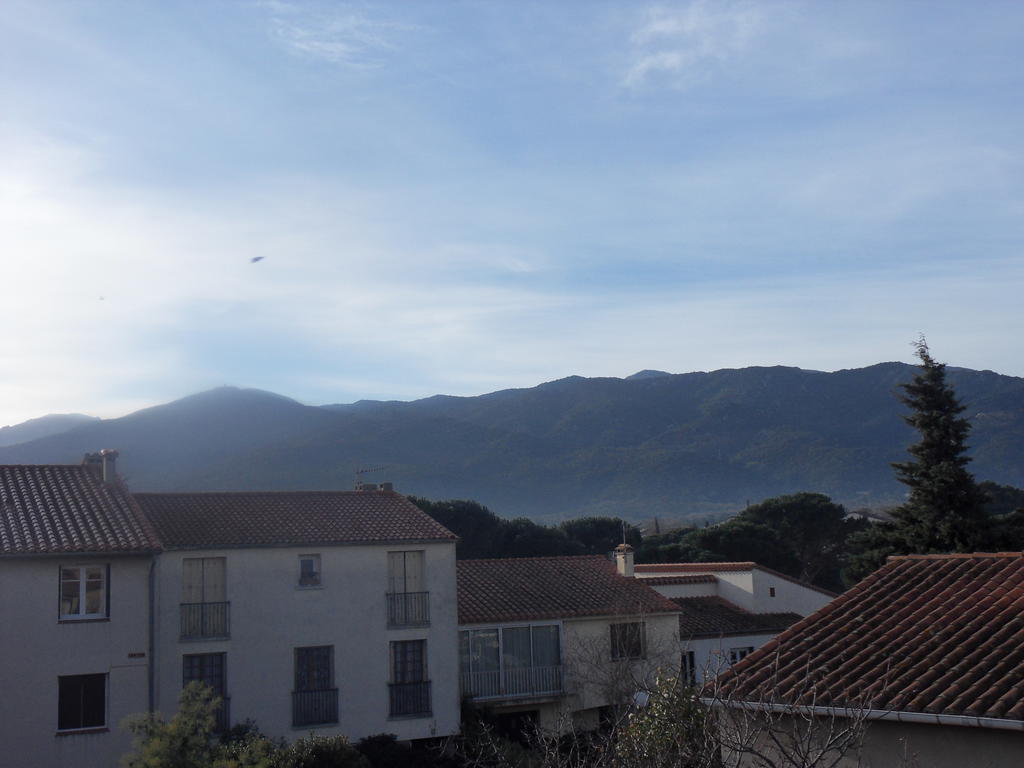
99,449,119,483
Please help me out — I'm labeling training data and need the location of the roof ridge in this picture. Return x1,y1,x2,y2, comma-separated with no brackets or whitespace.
888,552,1024,561
133,489,402,496
459,554,608,565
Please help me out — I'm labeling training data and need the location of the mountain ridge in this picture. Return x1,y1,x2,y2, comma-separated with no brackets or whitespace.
2,364,1022,522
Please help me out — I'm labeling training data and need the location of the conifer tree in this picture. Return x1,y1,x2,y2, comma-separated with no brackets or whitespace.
848,339,990,579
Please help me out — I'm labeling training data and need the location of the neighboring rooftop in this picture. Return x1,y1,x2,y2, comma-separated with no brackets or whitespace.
639,574,718,586
0,464,159,555
457,555,681,624
717,552,1024,722
134,490,456,550
674,596,801,638
635,561,838,597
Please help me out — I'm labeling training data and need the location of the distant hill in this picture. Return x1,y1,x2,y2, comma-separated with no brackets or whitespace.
1,364,1022,522
0,413,99,447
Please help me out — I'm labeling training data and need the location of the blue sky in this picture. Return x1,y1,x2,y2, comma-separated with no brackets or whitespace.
2,0,1023,425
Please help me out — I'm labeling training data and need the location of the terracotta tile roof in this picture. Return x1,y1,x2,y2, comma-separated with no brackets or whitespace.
716,552,1024,722
637,574,718,586
0,465,160,555
636,561,838,597
457,555,682,624
675,596,802,638
134,491,456,550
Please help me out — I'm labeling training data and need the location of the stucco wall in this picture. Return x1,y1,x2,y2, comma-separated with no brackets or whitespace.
637,581,717,600
681,632,778,685
562,613,680,714
750,568,833,616
0,555,152,768
152,540,459,743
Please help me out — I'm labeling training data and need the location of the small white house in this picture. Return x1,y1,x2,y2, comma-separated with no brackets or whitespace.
634,561,835,684
456,550,682,732
134,487,462,744
0,454,159,768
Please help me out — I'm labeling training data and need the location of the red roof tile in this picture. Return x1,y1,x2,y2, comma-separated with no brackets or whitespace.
675,596,801,638
0,465,159,555
134,491,456,550
457,555,681,624
716,552,1024,722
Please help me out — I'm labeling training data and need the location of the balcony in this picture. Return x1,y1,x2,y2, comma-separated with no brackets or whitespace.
180,602,230,640
460,665,563,702
386,591,430,628
292,688,339,727
389,681,432,717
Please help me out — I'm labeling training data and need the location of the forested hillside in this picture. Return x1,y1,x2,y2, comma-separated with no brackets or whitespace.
2,363,1022,522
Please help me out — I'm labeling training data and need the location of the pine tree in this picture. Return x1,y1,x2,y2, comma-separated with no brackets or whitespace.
848,339,990,580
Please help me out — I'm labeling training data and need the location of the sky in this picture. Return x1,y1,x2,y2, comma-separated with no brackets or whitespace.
2,0,1023,426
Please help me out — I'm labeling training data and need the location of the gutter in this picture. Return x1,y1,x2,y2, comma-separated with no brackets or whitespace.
702,699,1024,732
148,558,156,714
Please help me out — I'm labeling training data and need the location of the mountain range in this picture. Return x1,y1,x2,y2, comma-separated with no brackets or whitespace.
2,363,1023,523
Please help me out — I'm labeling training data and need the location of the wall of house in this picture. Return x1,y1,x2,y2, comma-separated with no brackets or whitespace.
152,540,459,744
562,612,680,716
749,569,832,616
681,632,779,685
0,555,152,768
853,719,1024,768
741,715,1024,768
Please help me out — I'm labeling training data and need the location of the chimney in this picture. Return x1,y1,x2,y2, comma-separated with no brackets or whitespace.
355,482,394,492
613,543,635,578
100,449,119,482
82,452,103,480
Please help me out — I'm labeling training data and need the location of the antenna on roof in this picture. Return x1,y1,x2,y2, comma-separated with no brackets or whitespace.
354,465,387,488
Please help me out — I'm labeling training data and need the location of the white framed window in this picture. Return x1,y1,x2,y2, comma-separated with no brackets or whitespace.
298,554,321,587
59,565,107,620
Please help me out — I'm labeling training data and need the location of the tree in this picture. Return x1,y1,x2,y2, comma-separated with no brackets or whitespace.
849,339,990,579
123,681,222,768
735,493,864,591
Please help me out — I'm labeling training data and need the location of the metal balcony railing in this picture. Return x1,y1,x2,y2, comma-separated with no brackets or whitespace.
460,665,563,701
292,688,339,727
180,602,230,639
389,681,432,717
386,591,430,627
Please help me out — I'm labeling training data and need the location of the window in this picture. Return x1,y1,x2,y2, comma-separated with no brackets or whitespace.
59,565,107,620
387,550,424,593
181,557,228,639
390,640,431,716
298,554,321,587
459,625,563,700
183,653,226,697
58,674,106,731
182,557,226,603
293,646,337,726
682,650,697,686
386,550,429,626
184,653,228,731
769,587,776,598
729,646,754,664
610,622,645,660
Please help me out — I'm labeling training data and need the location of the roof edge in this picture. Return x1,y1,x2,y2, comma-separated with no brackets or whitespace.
703,700,1024,732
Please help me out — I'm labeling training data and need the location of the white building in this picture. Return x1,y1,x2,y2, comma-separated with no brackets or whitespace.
456,550,682,732
0,454,159,768
633,561,835,684
0,455,462,767
134,487,462,744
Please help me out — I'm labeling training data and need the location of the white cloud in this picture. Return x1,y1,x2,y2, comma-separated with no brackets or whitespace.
260,0,408,69
624,1,768,88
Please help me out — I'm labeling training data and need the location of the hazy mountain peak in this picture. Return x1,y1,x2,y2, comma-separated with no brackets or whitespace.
626,369,672,380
